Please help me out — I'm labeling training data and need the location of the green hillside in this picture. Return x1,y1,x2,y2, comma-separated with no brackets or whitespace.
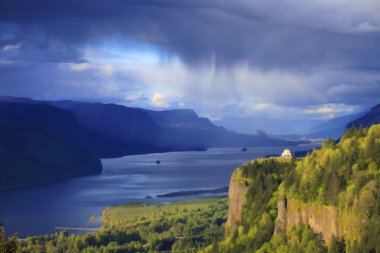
204,124,380,253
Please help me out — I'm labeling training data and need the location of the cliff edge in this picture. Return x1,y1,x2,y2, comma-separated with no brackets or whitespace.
226,169,247,231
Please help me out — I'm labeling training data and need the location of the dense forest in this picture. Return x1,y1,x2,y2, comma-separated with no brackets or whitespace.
1,124,379,252
203,124,380,253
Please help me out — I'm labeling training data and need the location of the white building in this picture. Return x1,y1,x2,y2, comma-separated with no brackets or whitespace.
281,149,292,159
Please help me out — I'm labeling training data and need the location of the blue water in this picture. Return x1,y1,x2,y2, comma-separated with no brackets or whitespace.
0,145,318,237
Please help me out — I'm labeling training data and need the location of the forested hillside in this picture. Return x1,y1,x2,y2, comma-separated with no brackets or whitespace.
204,124,380,253
0,121,101,189
0,102,147,158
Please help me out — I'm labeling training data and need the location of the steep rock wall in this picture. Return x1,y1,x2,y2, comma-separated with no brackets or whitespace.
226,172,246,232
274,194,287,234
274,195,364,245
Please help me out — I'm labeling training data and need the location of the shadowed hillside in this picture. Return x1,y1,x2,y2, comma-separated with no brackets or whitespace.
0,121,101,189
348,104,380,129
59,101,301,149
0,97,302,150
0,102,149,158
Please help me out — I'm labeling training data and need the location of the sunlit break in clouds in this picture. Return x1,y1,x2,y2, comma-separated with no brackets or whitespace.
1,0,380,133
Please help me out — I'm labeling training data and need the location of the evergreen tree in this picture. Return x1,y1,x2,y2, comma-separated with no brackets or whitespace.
0,223,17,253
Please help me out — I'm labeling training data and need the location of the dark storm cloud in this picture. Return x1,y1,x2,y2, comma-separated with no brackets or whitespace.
0,38,83,63
1,0,379,70
1,0,380,121
327,80,380,105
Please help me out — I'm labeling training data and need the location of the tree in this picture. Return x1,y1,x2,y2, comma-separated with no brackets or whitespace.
0,223,17,253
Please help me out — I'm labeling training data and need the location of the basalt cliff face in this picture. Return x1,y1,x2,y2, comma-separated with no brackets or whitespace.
226,160,365,246
226,170,246,231
274,195,364,245
213,125,380,252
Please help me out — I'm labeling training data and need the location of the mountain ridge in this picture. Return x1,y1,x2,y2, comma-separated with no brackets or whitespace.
0,121,101,189
347,103,380,128
0,96,300,149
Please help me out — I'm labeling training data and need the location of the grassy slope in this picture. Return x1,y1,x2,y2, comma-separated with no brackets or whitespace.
101,198,225,228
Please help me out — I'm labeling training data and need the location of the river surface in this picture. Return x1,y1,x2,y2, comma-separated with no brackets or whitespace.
0,145,318,237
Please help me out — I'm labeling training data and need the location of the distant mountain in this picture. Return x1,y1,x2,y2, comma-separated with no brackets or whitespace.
0,121,101,189
0,96,46,104
57,101,299,148
306,111,367,139
0,101,84,134
146,109,216,129
214,117,320,135
0,97,302,152
157,126,296,148
347,104,380,128
146,109,286,147
215,110,369,139
0,102,140,158
66,102,159,144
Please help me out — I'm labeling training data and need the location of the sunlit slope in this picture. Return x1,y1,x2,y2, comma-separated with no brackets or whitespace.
207,124,380,253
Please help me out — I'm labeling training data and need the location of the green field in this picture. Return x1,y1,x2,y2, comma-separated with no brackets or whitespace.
101,197,226,228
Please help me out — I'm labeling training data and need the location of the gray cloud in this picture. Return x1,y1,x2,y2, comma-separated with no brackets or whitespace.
0,0,380,121
1,0,379,69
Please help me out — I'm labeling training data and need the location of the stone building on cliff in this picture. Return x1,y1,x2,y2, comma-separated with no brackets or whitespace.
281,148,292,159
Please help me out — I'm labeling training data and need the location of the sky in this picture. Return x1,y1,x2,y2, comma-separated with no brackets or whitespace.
1,0,380,132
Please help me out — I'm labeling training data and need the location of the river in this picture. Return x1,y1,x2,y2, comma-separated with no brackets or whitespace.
0,145,318,237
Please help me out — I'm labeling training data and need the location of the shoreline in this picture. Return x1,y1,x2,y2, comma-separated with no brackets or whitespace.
156,186,229,198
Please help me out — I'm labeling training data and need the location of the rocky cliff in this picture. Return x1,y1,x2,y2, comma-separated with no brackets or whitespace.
226,158,366,246
214,125,380,252
274,195,364,245
226,169,246,231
